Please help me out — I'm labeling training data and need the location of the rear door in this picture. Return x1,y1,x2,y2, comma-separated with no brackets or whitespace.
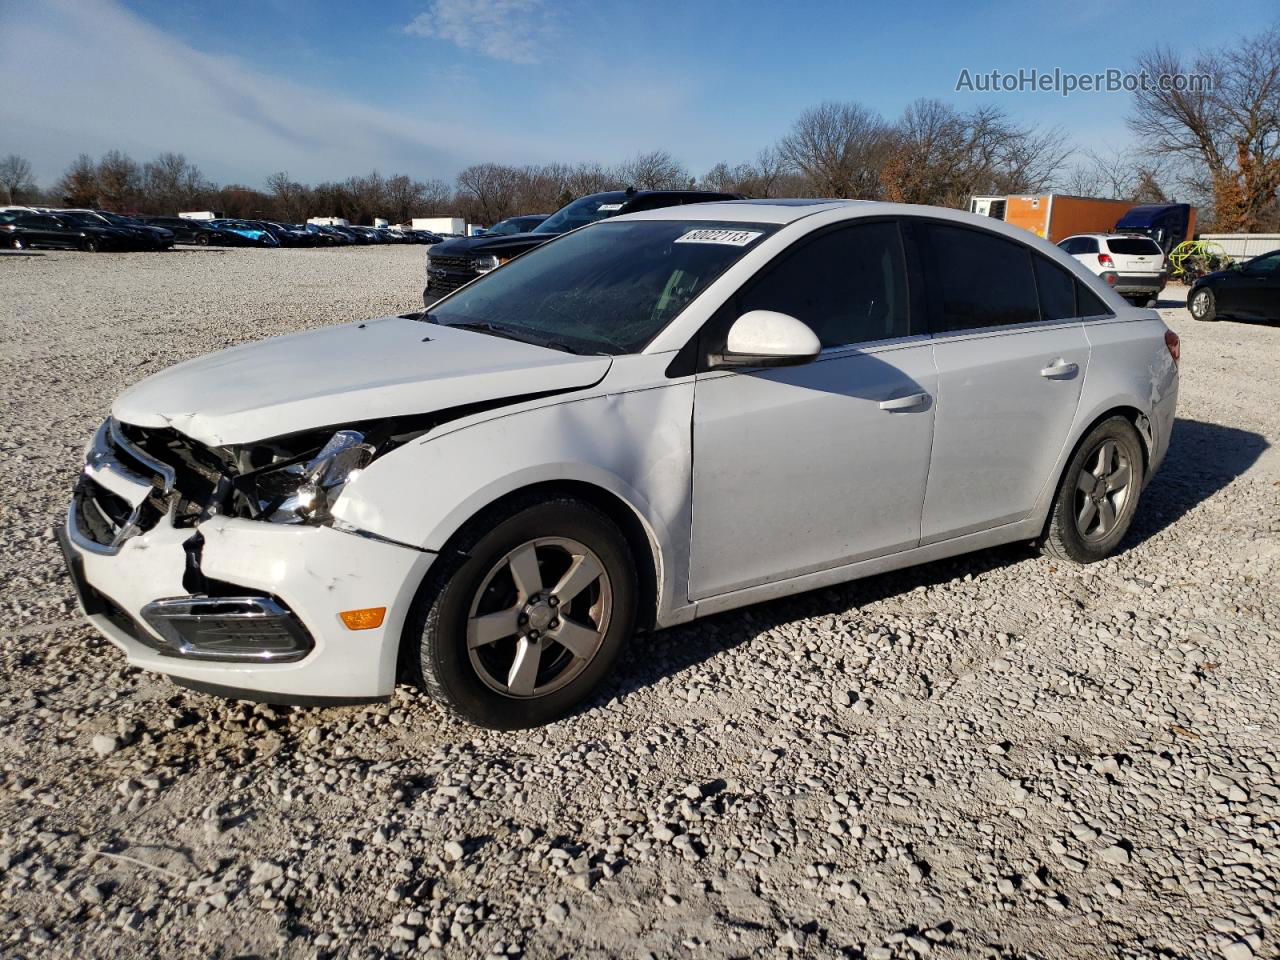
689,219,937,599
918,221,1091,542
1105,236,1164,281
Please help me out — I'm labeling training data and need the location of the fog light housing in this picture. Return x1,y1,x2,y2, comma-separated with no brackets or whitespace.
141,596,313,662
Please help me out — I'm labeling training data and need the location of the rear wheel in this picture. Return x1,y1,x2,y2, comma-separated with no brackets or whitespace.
404,497,637,728
1042,417,1145,564
196,233,210,246
1189,287,1216,321
11,236,28,250
81,237,99,253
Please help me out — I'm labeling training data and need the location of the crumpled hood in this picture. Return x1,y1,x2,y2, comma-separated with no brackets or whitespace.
112,316,612,446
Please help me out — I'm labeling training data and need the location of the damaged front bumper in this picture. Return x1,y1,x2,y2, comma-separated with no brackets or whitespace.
58,425,436,704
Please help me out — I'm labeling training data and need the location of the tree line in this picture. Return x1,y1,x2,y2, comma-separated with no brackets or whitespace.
2,23,1275,231
0,96,1076,227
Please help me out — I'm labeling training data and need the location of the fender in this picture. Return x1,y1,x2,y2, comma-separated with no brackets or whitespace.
333,376,695,625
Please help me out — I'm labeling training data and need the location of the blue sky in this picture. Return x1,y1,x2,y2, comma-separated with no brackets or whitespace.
2,0,1274,188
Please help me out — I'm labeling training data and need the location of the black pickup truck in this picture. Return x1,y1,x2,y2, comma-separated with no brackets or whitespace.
423,188,740,305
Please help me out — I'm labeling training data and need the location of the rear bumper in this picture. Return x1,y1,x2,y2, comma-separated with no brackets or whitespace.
1108,272,1166,296
58,506,436,702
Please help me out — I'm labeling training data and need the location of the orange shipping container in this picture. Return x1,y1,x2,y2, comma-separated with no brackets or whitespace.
1003,195,1136,244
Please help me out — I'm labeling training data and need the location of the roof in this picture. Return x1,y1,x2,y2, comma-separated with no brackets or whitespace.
618,198,861,225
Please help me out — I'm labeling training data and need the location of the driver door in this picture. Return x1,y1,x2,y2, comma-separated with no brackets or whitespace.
1238,252,1280,319
688,219,937,600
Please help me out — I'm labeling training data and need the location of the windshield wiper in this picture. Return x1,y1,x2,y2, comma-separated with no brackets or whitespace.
440,320,527,344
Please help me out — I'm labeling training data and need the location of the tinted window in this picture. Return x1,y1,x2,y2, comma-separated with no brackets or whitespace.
1074,237,1099,254
1244,251,1280,276
927,224,1038,331
739,221,910,348
1076,282,1111,317
1034,256,1076,320
1107,238,1162,256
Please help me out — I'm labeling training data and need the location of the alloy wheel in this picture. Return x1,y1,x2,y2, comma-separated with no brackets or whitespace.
466,537,612,699
1074,439,1132,541
1190,290,1210,318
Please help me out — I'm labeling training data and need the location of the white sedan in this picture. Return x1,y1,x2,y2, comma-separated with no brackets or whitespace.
60,200,1180,728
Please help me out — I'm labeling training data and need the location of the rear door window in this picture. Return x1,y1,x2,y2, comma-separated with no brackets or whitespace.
1033,256,1077,321
925,223,1039,331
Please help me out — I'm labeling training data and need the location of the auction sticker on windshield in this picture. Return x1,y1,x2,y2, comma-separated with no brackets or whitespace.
674,228,764,246
597,203,624,211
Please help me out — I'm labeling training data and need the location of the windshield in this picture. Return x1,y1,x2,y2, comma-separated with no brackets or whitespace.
102,212,140,226
428,219,775,355
533,195,625,234
487,219,523,236
59,211,98,226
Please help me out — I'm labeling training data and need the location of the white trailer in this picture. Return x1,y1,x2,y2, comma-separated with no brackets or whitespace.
307,216,350,227
179,210,222,220
1200,234,1280,262
412,217,467,236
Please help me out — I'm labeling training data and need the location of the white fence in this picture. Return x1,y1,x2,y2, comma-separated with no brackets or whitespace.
1200,234,1280,261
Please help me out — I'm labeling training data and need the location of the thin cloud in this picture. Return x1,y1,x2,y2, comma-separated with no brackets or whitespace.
0,0,560,185
404,0,556,65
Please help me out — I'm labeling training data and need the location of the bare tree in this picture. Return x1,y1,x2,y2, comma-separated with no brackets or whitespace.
878,99,1070,206
144,153,210,213
455,163,521,223
0,154,35,204
94,150,143,210
419,178,453,215
778,101,892,198
617,150,691,190
1128,25,1280,230
1059,145,1170,201
54,154,99,207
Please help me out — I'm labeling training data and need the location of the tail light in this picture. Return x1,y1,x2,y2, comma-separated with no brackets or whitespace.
1164,329,1180,366
1098,253,1114,268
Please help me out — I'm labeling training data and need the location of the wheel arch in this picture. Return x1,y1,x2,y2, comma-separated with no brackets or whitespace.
423,479,663,633
1037,403,1151,541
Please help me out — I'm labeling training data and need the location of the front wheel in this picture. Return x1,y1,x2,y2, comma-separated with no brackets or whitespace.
81,237,99,253
404,497,637,728
1042,417,1145,564
1189,287,1216,321
11,236,28,250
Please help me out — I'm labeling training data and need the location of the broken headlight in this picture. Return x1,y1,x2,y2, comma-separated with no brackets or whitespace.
241,429,375,525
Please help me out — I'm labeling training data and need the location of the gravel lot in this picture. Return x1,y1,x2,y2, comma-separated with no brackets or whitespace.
1,245,1278,960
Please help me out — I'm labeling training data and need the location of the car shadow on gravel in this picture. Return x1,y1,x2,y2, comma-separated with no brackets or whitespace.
591,418,1266,714
0,250,44,257
1120,416,1268,548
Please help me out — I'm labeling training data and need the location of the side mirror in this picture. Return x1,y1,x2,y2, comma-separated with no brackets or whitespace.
713,310,822,368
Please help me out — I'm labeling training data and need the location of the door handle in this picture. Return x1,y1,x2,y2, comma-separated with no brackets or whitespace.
879,392,929,412
1039,360,1079,379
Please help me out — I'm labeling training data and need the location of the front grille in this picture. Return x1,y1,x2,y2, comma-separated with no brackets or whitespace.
73,419,220,551
427,255,476,292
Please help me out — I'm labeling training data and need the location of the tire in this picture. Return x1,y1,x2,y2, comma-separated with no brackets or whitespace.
1042,417,1145,564
196,234,210,245
403,496,638,728
1189,287,1216,321
81,237,99,253
11,236,27,250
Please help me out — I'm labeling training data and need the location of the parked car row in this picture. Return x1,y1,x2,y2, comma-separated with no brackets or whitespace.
1,206,441,251
1,208,175,251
